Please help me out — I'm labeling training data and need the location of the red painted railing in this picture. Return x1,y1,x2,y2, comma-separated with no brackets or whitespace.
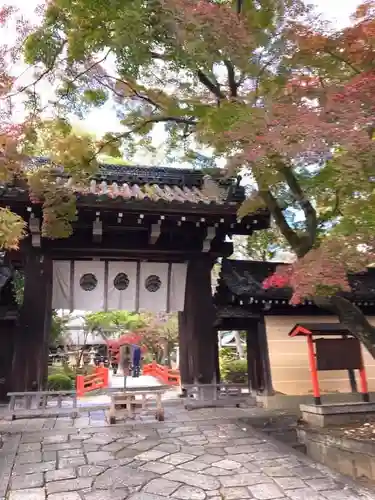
143,361,180,386
76,366,109,397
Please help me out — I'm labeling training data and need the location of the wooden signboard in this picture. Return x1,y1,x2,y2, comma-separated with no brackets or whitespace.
315,338,362,371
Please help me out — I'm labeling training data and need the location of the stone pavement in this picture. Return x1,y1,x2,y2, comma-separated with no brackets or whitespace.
0,406,374,500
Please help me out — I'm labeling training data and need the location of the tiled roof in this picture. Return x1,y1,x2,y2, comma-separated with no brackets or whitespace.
21,157,247,207
60,177,230,205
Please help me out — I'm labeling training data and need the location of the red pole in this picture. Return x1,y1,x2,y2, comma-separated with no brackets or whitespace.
76,375,84,398
306,335,321,405
359,346,370,403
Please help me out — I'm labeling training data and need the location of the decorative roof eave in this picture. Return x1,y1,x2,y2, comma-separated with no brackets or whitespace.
215,259,375,305
0,186,270,223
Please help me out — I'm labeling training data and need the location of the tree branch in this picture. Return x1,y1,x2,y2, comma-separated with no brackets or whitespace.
279,165,317,250
224,60,238,97
258,188,303,255
314,295,375,358
93,115,197,159
324,49,362,75
197,70,225,99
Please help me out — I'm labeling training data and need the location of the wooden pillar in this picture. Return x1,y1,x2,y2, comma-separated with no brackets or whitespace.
246,327,261,393
213,329,220,383
257,315,274,395
182,257,216,384
178,311,193,388
0,319,16,402
12,248,52,392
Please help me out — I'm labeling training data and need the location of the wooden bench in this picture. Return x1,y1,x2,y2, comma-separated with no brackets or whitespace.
107,386,167,424
7,391,78,420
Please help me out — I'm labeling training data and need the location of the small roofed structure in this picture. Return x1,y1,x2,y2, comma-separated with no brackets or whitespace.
288,322,369,405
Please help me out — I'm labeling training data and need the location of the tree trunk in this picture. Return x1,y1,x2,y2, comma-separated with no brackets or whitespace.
314,295,375,358
234,330,245,359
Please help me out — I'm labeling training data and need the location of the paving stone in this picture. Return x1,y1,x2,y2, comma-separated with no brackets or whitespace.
48,494,82,500
46,477,93,494
43,451,57,462
321,490,363,500
163,470,220,491
177,460,209,472
143,478,180,496
220,473,273,487
82,490,129,500
116,448,141,459
95,465,156,490
263,467,295,478
220,487,252,499
135,450,168,461
196,454,223,465
203,467,235,476
10,473,44,490
273,476,306,490
285,489,323,500
18,443,41,453
58,457,86,469
8,488,46,500
83,444,100,452
140,462,175,475
172,485,206,500
102,442,126,453
206,491,220,498
46,468,77,482
69,434,91,441
44,443,80,452
13,461,56,475
58,449,84,459
305,478,340,491
224,445,260,455
291,467,325,480
127,494,169,500
16,452,42,464
204,448,226,456
153,443,180,454
211,459,242,470
248,483,285,499
160,453,195,466
86,451,114,464
88,435,115,445
77,465,107,477
129,441,161,452
179,447,205,456
44,435,68,444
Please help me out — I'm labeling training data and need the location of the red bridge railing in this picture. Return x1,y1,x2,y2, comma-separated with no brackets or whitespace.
76,366,109,397
143,361,180,386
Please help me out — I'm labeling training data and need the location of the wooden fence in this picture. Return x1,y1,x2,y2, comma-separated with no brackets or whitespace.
143,361,180,386
76,366,109,397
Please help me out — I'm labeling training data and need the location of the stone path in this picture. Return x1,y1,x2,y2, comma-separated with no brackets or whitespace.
0,407,374,500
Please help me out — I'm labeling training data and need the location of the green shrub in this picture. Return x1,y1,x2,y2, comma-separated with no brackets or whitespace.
47,373,73,391
221,359,248,384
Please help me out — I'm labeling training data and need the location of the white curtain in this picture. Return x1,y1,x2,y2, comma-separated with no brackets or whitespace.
52,260,188,313
139,262,169,312
107,261,137,311
73,261,105,311
169,262,187,312
52,261,71,310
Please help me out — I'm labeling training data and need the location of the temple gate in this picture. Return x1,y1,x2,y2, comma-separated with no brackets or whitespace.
0,162,269,396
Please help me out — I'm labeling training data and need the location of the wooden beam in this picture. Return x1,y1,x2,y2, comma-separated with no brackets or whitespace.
29,215,41,247
202,227,216,253
149,222,161,245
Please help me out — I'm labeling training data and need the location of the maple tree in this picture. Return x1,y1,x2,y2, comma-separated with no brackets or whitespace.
1,0,375,353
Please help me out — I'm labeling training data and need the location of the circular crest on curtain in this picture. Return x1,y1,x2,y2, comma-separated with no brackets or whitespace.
145,275,161,292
